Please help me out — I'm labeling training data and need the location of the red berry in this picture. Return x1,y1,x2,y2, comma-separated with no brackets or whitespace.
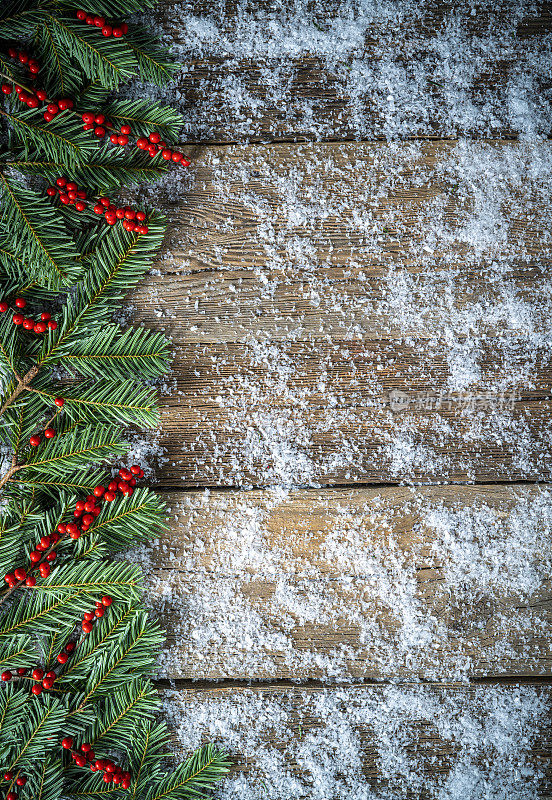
30,435,41,447
172,151,183,163
46,551,56,562
1,84,12,95
40,536,50,549
54,397,64,407
123,207,135,220
122,780,131,789
99,197,110,207
162,149,172,160
18,51,28,64
8,47,17,57
14,568,26,581
121,22,129,33
93,485,105,497
105,214,116,226
76,9,86,19
29,551,41,563
130,464,141,474
109,133,119,144
1,671,12,681
102,595,112,607
84,500,95,512
12,313,24,325
48,320,57,330
31,684,43,696
39,563,50,578
62,736,73,748
36,89,47,101
25,576,36,587
102,25,112,36
103,773,113,783
77,189,87,199
119,468,132,480
123,220,135,232
56,651,68,665
65,641,75,652
83,123,94,131
75,201,86,212
22,317,34,330
149,132,161,144
93,204,104,215
15,776,27,787
33,321,47,333
47,103,58,115
104,491,116,502
94,15,105,27
40,311,51,321
83,611,94,622
82,112,94,124
26,96,39,108
94,114,105,124
117,134,128,146
16,668,26,676
57,524,66,535
94,126,106,138
6,791,17,800
94,606,105,618
120,124,131,135
82,621,93,633
66,522,78,535
112,27,123,37
59,193,70,205
114,207,124,219
0,301,7,312
44,427,55,438
118,481,129,494
65,181,77,192
42,677,54,690
85,14,94,24
139,225,148,235
147,145,158,157
15,297,26,308
58,99,69,111
82,514,94,526
75,755,87,767
136,137,148,149
136,211,146,222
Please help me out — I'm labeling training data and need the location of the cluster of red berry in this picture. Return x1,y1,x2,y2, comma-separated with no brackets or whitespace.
2,770,26,800
6,46,39,74
42,97,74,122
46,176,88,211
136,130,190,163
92,196,149,232
75,9,128,38
80,594,113,634
63,735,131,788
0,296,58,332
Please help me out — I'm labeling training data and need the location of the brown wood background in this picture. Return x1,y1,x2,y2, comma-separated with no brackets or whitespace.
127,2,552,794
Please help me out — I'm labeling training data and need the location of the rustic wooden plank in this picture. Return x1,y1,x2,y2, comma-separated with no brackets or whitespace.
138,486,552,681
161,684,552,797
129,141,552,486
149,3,552,143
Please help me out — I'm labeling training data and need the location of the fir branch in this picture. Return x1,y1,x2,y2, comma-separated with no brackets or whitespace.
125,25,180,87
3,105,97,165
145,745,231,800
0,175,81,288
103,99,184,142
46,15,139,89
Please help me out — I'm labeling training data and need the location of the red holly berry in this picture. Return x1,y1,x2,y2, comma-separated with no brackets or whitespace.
76,9,87,19
93,485,105,497
15,297,26,308
172,151,183,163
102,24,113,36
15,776,27,787
94,606,105,617
112,26,123,37
39,563,50,578
82,111,94,124
14,568,26,581
31,683,42,696
120,124,131,135
83,611,95,622
102,595,113,607
149,132,161,144
82,621,93,633
32,668,44,681
33,321,47,333
59,193,70,205
44,427,55,439
40,312,51,321
22,317,34,330
26,576,36,586
136,210,146,222
75,755,88,767
12,313,23,325
46,552,56,562
94,15,105,26
94,126,106,138
118,134,129,146
62,736,73,748
58,99,70,111
0,301,7,312
1,84,12,94
48,320,58,330
46,185,57,196
1,671,12,682
47,103,59,115
75,200,86,212
162,149,173,160
103,491,115,501
42,677,55,690
136,137,148,149
105,213,117,226
36,89,47,101
29,551,41,564
26,95,39,108
40,536,50,549
85,14,94,24
6,791,17,800
17,668,26,676
18,51,28,63
55,397,65,407
29,434,41,447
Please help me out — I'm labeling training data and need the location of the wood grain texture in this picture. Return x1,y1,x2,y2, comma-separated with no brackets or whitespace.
129,142,552,486
161,684,552,796
150,3,552,143
141,486,552,681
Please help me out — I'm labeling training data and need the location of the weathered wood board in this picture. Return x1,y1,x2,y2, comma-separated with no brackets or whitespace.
160,684,552,797
139,486,552,681
149,3,552,143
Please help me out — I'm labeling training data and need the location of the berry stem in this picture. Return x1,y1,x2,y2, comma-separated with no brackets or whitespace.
0,364,39,418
